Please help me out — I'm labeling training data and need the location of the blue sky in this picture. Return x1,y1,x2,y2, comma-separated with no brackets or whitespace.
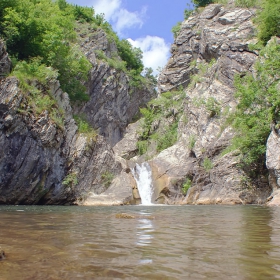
68,0,193,74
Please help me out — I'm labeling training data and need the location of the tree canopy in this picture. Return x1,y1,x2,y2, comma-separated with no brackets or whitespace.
0,0,146,101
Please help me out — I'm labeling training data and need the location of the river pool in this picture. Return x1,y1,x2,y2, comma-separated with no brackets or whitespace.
1,205,280,279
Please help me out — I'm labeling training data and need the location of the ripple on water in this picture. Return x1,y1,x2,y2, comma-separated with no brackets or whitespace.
1,205,280,279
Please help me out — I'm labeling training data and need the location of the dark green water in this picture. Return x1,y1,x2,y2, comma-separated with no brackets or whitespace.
1,205,280,279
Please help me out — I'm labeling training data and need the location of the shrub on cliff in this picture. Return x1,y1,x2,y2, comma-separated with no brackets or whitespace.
229,39,280,171
0,0,91,102
258,0,280,44
137,88,185,154
192,0,213,7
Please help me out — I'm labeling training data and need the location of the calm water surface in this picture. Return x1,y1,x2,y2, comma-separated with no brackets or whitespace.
1,205,280,279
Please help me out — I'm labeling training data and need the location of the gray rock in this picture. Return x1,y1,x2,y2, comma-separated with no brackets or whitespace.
0,248,5,260
75,24,156,146
136,3,270,205
266,130,280,205
0,75,124,205
0,40,11,78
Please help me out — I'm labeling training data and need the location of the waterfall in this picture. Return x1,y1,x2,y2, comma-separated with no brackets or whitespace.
131,162,154,205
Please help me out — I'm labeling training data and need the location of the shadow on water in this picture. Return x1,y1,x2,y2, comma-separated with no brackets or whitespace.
238,206,280,280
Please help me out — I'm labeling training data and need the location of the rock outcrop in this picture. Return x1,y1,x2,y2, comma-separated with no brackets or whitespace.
0,40,11,78
0,73,121,204
117,3,272,205
266,129,280,206
0,3,276,206
0,26,154,205
75,24,156,146
153,3,271,204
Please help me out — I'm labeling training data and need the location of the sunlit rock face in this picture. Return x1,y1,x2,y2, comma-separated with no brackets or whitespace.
266,129,280,206
115,3,272,205
153,3,271,204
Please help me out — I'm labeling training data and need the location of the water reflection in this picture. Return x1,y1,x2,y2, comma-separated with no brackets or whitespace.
239,206,280,280
136,212,154,247
136,211,155,265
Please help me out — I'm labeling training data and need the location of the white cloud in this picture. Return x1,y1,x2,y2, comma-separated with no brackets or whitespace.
128,36,170,76
90,0,145,35
112,7,146,34
91,0,121,20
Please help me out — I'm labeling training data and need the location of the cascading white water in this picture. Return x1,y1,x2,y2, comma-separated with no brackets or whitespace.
131,162,154,205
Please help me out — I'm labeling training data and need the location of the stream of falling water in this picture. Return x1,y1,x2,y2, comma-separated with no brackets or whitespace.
131,162,153,205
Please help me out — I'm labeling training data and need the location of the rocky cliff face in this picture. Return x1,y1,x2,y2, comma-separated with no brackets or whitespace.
0,66,120,204
0,24,153,205
116,3,272,205
0,3,276,206
266,125,280,206
75,25,156,146
154,3,269,204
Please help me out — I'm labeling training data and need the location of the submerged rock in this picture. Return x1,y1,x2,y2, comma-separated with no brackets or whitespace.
115,213,135,219
115,213,155,219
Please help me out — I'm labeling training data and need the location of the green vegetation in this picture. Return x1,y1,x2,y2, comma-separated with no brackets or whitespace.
182,178,192,194
188,135,196,150
205,97,221,117
202,157,213,172
188,60,215,89
101,171,114,188
73,115,98,141
192,96,221,118
192,0,213,7
227,39,280,170
62,172,78,187
171,22,182,38
1,0,153,105
223,0,280,174
235,0,260,7
0,0,92,102
13,59,65,128
95,50,126,72
137,88,186,155
184,9,193,20
258,0,280,44
151,122,179,152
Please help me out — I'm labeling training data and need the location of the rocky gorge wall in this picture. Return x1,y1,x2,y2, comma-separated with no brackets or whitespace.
0,22,154,205
1,1,279,206
115,2,275,205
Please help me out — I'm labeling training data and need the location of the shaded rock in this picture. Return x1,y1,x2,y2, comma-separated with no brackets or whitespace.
113,121,141,160
75,24,156,146
0,248,5,260
0,40,11,78
0,75,121,205
82,168,136,206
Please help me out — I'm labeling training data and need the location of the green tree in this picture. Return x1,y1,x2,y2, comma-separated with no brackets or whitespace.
230,39,280,169
116,39,143,73
192,0,213,7
258,0,280,44
0,0,91,101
